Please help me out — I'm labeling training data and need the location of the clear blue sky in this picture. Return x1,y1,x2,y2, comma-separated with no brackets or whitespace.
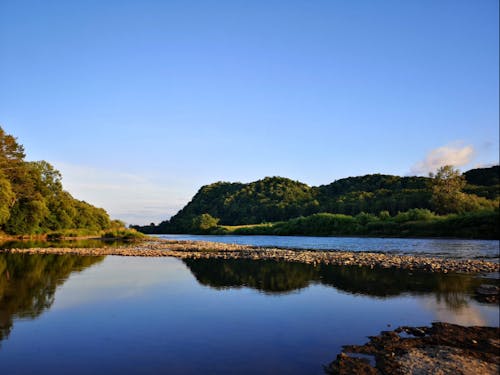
1,0,498,224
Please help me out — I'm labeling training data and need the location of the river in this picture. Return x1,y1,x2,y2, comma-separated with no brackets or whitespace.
156,234,500,260
0,253,498,374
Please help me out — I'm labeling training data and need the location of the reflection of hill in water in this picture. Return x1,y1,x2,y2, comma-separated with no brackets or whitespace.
0,253,104,344
183,258,485,309
185,258,317,293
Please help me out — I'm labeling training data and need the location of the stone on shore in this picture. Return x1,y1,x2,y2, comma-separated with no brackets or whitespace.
325,323,500,375
1,238,498,275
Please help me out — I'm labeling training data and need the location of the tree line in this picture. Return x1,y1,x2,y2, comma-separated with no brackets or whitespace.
134,165,499,238
0,126,114,235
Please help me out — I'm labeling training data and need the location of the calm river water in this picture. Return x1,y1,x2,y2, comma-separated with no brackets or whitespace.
0,253,498,375
157,234,500,260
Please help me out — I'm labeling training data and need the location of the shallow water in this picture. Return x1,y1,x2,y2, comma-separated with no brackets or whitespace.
157,234,500,260
0,253,498,375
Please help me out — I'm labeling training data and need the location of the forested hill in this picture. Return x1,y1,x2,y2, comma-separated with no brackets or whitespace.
0,127,113,235
136,166,499,234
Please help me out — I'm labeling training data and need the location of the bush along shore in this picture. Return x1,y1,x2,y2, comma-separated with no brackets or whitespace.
1,239,499,274
136,209,500,240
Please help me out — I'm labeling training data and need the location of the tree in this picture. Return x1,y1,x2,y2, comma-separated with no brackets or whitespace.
0,172,14,224
191,213,219,233
0,127,25,167
0,126,112,234
29,161,63,198
4,197,49,234
429,165,468,214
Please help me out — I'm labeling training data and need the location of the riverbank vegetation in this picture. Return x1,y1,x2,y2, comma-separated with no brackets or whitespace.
100,227,145,240
0,126,138,239
221,209,499,239
134,165,499,239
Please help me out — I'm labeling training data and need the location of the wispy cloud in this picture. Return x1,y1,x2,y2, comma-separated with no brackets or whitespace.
53,162,193,225
410,142,475,175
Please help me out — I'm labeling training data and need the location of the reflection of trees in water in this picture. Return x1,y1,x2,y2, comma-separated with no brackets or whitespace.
0,239,126,250
183,258,484,310
0,253,104,344
320,265,486,311
184,258,317,293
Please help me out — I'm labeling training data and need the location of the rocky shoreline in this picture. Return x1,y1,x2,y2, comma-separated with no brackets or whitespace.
325,322,500,374
1,238,499,274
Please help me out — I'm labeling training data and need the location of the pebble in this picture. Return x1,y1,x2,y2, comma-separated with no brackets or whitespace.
1,239,499,274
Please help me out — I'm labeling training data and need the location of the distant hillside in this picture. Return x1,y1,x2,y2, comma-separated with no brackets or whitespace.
134,166,499,234
463,166,500,200
315,174,431,215
170,177,318,228
464,165,499,186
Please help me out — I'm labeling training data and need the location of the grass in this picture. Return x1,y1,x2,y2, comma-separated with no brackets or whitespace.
100,228,146,240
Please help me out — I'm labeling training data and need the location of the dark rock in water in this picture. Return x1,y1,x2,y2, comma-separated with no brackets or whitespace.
477,284,499,295
475,284,499,303
325,352,380,375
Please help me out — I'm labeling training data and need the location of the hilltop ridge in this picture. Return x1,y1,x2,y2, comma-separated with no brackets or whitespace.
134,166,499,236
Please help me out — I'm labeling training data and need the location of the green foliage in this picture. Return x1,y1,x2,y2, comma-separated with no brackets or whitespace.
315,174,432,215
137,165,498,235
394,208,436,223
191,213,220,233
0,172,14,224
378,210,391,221
463,185,500,200
355,212,379,225
430,165,497,214
165,177,318,232
463,165,499,186
110,219,126,229
101,228,145,240
430,165,467,214
0,126,112,235
227,209,499,239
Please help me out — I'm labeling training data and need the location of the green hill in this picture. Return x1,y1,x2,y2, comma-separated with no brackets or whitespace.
170,177,318,228
135,166,499,235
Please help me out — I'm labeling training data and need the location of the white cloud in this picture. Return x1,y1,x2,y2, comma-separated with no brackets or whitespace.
410,142,475,175
53,162,193,225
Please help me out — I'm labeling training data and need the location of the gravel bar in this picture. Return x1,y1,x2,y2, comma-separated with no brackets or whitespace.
1,239,499,274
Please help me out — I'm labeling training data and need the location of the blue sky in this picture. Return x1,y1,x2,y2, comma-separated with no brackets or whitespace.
1,0,498,224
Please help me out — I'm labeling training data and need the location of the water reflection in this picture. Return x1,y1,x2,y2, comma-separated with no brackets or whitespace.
185,258,317,293
183,258,489,310
0,255,497,374
0,253,104,343
0,238,132,250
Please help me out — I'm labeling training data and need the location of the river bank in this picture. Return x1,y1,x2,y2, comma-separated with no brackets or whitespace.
325,322,500,374
1,238,498,274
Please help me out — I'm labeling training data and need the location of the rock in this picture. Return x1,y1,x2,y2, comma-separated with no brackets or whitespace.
1,238,499,275
476,284,499,296
326,323,500,375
